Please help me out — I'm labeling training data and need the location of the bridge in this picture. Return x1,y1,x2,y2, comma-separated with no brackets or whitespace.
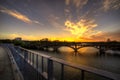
0,43,120,80
35,42,120,55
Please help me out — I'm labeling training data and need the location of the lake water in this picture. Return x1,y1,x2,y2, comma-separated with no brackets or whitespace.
34,47,120,74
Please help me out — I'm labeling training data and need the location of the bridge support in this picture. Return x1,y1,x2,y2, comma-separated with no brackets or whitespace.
74,48,78,53
72,44,79,55
99,46,105,56
53,47,59,52
74,43,78,52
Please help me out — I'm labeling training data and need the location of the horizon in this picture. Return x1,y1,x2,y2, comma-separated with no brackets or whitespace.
0,38,119,43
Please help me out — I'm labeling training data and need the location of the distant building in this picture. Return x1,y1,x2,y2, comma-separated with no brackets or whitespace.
40,38,49,41
14,37,22,41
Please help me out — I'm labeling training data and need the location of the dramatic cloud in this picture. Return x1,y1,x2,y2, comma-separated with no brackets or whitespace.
102,0,120,11
64,0,90,23
0,6,42,24
64,19,103,41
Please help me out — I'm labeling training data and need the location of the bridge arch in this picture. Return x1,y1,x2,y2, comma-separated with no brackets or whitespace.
77,46,100,50
39,44,104,53
45,45,101,52
40,46,74,52
56,46,75,52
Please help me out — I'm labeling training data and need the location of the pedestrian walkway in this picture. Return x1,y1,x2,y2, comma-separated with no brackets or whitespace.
0,46,14,80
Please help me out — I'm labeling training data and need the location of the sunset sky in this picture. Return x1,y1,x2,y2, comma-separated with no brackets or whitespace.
0,0,120,42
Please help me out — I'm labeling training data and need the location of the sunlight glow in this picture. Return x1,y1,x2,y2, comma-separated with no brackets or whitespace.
65,19,102,41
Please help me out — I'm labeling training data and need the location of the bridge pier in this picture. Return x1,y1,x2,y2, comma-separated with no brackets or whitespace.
72,45,79,55
73,43,78,52
74,48,78,53
99,46,105,56
53,47,59,52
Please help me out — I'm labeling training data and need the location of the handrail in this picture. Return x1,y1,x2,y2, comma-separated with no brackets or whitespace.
16,46,120,80
51,57,119,80
4,46,24,80
18,46,51,58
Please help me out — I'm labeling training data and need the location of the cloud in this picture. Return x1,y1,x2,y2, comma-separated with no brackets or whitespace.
0,33,41,40
0,6,32,23
65,0,70,5
65,0,88,8
103,30,120,41
65,18,120,42
102,0,120,11
64,0,120,42
64,0,89,22
79,29,120,42
64,8,70,13
0,6,42,25
73,0,88,8
64,19,103,41
33,20,44,25
47,14,62,28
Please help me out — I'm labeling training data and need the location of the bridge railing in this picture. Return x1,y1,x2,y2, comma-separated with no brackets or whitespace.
7,44,120,80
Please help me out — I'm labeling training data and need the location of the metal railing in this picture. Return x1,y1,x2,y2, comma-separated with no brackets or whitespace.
6,44,120,80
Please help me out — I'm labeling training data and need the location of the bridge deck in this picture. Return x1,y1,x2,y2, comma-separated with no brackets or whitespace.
0,46,14,80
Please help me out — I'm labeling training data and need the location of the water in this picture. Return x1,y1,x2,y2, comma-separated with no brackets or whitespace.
30,47,120,80
34,47,120,74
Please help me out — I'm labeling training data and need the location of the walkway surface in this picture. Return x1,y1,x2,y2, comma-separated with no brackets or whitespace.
0,46,14,80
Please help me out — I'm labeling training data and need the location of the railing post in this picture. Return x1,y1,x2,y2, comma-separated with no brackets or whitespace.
61,64,64,80
23,50,28,61
29,52,31,64
41,56,44,73
36,54,39,80
41,56,44,80
32,53,34,66
23,50,27,60
81,70,84,80
26,51,28,61
47,59,53,80
36,54,38,69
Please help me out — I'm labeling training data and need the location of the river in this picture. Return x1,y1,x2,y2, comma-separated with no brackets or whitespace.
34,47,120,74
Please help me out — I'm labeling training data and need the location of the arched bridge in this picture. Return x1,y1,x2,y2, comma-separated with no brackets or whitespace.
37,42,120,54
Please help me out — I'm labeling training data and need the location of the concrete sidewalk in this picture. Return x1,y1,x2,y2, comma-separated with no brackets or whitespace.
0,46,14,80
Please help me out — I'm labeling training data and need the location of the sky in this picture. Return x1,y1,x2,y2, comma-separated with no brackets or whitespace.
0,0,120,42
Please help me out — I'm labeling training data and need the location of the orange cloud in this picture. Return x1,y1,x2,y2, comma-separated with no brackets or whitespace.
65,19,103,41
0,6,42,24
0,7,32,23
